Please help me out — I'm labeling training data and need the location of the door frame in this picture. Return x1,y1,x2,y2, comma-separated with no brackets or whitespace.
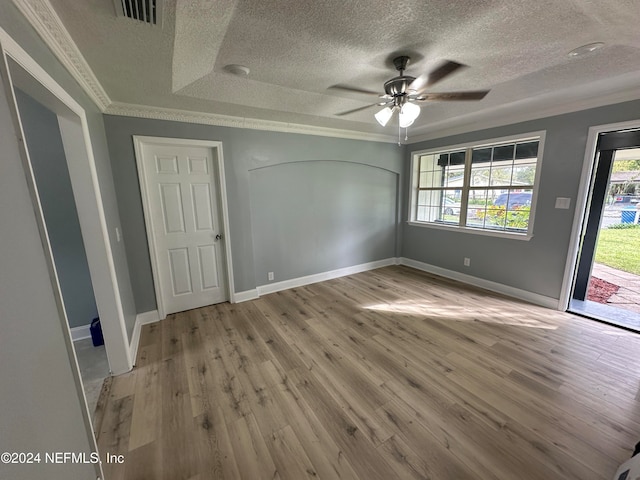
559,118,640,310
133,136,236,319
0,26,135,480
0,30,133,374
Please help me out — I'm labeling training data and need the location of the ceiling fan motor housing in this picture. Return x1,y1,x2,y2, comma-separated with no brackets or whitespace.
384,76,416,105
384,55,416,104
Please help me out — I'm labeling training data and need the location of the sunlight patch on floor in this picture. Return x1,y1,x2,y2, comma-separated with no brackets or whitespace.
363,301,559,329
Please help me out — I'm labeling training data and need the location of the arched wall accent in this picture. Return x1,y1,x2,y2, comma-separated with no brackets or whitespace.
249,160,398,286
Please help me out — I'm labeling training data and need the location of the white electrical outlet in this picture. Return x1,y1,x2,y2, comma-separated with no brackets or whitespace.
464,257,471,267
268,272,274,281
115,227,122,242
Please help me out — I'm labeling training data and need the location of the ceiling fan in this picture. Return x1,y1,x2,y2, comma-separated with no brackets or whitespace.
332,56,490,129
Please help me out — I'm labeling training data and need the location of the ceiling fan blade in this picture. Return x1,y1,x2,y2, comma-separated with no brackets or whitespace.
328,84,381,96
335,103,383,116
416,90,490,101
409,60,466,92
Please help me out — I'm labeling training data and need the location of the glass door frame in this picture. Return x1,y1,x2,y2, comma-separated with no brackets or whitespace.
560,120,640,311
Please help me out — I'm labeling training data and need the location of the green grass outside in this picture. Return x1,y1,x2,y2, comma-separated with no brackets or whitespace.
594,226,640,275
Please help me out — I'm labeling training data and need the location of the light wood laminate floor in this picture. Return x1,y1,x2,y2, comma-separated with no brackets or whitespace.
97,266,640,479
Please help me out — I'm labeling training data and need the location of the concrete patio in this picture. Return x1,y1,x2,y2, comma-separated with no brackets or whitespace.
592,263,640,315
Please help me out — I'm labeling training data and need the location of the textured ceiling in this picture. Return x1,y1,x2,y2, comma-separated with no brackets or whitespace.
48,0,640,140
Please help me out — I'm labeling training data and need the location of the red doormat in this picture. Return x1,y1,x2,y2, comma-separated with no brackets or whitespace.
587,277,620,304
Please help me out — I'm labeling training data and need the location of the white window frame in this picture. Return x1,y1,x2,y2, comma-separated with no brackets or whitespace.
408,131,546,240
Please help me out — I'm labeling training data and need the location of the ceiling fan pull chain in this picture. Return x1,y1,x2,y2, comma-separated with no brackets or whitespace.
398,123,401,146
405,128,408,141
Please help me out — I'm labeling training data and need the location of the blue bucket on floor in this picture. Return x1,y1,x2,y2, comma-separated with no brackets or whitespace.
90,317,104,347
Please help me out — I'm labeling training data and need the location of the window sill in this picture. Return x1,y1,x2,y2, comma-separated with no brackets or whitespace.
406,220,533,241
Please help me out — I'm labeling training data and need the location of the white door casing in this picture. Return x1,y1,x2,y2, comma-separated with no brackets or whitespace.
135,137,232,317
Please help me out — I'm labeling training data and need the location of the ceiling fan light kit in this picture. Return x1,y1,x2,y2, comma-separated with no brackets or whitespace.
374,106,395,126
399,101,420,128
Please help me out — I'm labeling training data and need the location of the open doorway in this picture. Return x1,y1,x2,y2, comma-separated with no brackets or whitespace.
0,36,136,478
13,87,110,417
569,129,640,331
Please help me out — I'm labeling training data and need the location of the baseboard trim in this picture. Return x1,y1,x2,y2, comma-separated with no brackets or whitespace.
129,310,160,366
399,257,559,309
232,289,260,303
257,258,398,296
70,324,91,342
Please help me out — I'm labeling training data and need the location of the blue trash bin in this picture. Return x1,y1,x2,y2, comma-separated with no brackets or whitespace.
90,317,104,346
621,207,637,224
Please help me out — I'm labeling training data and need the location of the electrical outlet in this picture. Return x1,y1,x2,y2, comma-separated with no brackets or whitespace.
464,257,471,267
555,197,571,209
268,272,274,281
115,227,122,242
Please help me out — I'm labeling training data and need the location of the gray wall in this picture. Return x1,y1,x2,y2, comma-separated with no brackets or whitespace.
402,99,640,300
15,89,97,329
103,115,405,313
0,4,136,341
0,38,97,480
250,160,398,283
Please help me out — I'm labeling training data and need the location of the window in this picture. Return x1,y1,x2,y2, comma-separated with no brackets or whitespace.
409,133,544,238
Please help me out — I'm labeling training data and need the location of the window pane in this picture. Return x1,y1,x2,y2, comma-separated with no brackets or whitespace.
419,154,433,172
470,165,491,187
491,189,532,231
418,203,443,223
493,144,515,161
450,151,465,165
444,164,465,188
435,153,449,167
419,171,429,188
472,148,492,164
438,151,465,166
419,169,444,188
489,164,513,186
515,141,538,159
417,205,428,221
416,190,460,224
466,189,490,227
417,190,429,206
484,197,507,230
441,193,460,224
512,163,536,185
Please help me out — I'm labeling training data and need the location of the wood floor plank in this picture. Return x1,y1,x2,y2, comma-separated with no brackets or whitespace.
158,316,200,480
97,266,640,479
192,407,241,480
287,368,400,480
264,424,319,480
374,403,482,480
226,413,279,480
266,372,361,480
97,394,134,480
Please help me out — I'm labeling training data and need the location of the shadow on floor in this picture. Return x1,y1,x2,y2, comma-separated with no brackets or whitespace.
570,299,640,333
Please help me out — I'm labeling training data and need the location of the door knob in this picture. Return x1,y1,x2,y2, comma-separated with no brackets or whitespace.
215,234,223,240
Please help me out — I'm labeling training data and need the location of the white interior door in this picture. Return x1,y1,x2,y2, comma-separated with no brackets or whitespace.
138,141,228,316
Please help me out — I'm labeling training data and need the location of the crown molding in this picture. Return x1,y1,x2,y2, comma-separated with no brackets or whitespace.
408,73,640,144
104,101,397,143
13,0,111,110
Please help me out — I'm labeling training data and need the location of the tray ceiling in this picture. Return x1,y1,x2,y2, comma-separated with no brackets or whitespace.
40,0,640,141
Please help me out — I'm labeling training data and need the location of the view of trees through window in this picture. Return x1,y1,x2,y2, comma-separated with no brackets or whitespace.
608,157,640,201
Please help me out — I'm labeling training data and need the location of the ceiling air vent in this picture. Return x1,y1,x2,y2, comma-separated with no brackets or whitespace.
114,0,162,26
